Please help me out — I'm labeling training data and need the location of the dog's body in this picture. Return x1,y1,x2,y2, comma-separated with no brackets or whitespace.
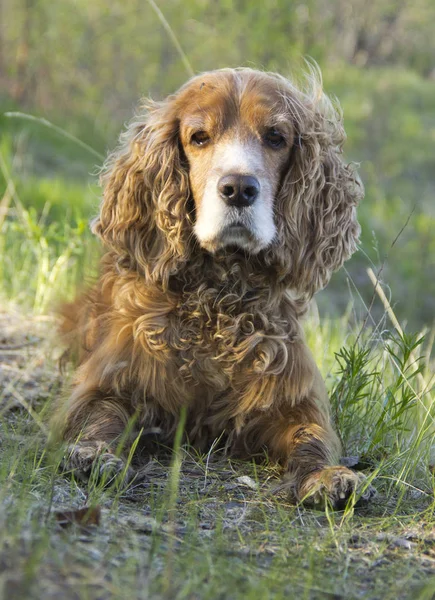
53,67,373,507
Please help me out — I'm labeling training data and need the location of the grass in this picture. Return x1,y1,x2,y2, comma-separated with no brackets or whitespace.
1,204,434,599
0,135,100,313
0,329,434,599
0,99,434,600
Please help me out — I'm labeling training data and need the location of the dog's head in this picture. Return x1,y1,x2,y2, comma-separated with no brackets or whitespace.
93,67,362,296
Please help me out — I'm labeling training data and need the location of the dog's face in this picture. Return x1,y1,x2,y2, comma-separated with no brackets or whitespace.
96,67,362,295
177,73,294,253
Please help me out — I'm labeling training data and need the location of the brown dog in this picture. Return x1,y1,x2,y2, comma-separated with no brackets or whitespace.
52,66,374,508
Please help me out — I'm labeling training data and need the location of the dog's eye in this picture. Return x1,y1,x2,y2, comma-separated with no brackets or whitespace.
264,128,286,149
191,131,210,146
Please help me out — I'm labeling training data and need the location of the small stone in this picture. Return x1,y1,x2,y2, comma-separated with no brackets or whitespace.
235,475,258,490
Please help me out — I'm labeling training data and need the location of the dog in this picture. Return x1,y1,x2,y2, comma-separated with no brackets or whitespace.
52,66,374,508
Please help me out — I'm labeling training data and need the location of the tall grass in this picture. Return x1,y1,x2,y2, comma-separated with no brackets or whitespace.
0,136,99,313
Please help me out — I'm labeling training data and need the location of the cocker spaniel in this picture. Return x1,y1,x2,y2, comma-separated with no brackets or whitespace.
52,66,374,508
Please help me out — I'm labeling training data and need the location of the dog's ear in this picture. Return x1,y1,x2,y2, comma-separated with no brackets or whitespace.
275,87,363,298
91,97,191,287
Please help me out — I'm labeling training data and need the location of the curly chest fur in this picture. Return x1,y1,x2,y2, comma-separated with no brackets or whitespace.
170,289,298,386
108,273,316,429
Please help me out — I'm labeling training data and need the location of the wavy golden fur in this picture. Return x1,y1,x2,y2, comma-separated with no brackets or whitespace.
52,66,374,507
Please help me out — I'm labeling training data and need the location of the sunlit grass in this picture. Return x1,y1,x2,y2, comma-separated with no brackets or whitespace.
0,145,99,313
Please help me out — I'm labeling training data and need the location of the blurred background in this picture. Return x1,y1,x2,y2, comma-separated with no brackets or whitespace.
1,0,434,329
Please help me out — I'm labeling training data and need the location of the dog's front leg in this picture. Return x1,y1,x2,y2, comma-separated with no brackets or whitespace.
240,395,374,509
51,380,135,484
276,419,373,509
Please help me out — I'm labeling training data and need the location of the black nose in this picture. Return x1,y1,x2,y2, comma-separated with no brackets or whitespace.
217,174,260,207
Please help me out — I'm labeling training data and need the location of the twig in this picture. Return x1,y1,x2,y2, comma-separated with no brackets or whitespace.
354,204,416,345
146,0,194,78
367,267,430,392
0,339,41,350
4,112,104,161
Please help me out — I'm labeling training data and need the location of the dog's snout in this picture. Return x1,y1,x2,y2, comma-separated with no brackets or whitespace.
218,174,260,208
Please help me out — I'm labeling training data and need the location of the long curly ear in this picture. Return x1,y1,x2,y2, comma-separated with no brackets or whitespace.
91,97,191,287
275,79,363,298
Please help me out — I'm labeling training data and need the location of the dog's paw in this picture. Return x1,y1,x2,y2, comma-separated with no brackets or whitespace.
63,441,134,485
297,466,376,510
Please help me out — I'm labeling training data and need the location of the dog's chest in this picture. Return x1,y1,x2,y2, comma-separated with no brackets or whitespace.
126,284,307,437
129,282,300,404
161,290,293,390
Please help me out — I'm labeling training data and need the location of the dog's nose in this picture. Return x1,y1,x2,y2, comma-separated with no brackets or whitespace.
218,174,260,207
